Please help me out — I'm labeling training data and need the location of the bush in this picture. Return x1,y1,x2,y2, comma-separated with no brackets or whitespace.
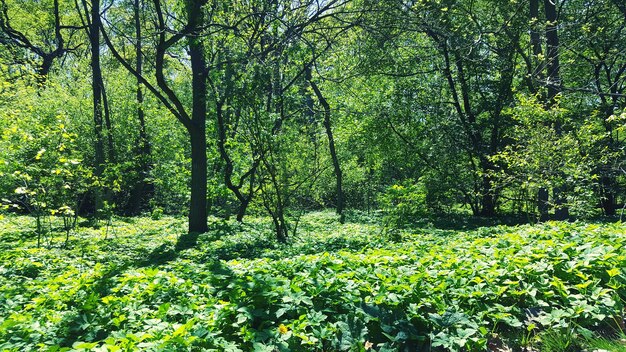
378,180,429,229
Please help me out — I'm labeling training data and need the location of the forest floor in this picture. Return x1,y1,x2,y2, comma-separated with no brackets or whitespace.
0,211,625,351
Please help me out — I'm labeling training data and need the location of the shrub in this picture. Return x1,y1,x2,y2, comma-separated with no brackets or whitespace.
378,180,429,229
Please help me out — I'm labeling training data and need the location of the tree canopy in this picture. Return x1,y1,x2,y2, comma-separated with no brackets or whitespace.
1,0,625,240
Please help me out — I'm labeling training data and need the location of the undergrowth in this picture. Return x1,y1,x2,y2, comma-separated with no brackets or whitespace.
0,212,625,351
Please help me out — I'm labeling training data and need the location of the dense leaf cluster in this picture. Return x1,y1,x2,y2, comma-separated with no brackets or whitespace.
1,0,625,238
0,214,624,351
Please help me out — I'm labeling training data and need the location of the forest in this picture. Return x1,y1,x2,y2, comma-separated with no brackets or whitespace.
0,0,626,351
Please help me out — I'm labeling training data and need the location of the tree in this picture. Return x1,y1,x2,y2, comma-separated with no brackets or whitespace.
0,0,71,82
102,0,210,245
307,65,345,223
125,0,153,215
80,0,108,213
561,0,626,216
395,0,522,216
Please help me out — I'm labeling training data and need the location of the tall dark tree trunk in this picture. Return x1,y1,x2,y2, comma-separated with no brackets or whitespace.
308,71,345,223
259,143,289,243
89,0,106,213
600,175,617,216
270,179,288,243
544,0,569,220
39,55,55,80
236,197,251,222
177,0,209,248
127,0,153,215
544,0,561,105
437,40,498,217
529,0,550,221
187,128,208,235
479,158,496,217
538,188,550,221
135,0,149,159
102,0,209,241
261,154,289,243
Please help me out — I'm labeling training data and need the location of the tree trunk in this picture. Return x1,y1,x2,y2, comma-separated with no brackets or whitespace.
270,207,288,243
39,55,54,81
544,0,561,105
127,0,153,215
177,0,209,248
259,151,289,243
308,72,345,223
187,128,208,232
236,198,251,222
216,102,258,222
537,188,549,221
101,0,208,240
530,0,551,221
600,176,616,216
260,49,290,241
267,168,289,243
479,158,496,217
544,0,569,220
479,181,496,216
90,0,105,213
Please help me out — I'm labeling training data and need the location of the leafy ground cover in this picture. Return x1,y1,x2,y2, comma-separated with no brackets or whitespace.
0,212,625,351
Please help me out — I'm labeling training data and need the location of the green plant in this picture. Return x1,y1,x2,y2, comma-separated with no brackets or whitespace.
5,117,92,247
538,329,578,352
378,180,429,230
151,207,164,220
1,215,626,351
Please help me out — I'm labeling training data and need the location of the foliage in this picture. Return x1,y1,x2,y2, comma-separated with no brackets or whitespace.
378,180,429,229
0,76,95,245
491,95,601,218
1,0,625,234
1,213,625,351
